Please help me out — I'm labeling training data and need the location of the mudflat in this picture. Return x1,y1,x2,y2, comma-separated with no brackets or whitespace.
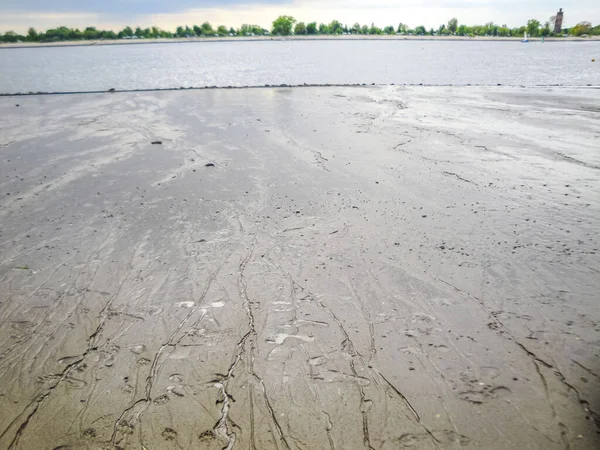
0,86,599,450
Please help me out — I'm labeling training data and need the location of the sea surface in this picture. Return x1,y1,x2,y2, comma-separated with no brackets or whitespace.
0,39,599,93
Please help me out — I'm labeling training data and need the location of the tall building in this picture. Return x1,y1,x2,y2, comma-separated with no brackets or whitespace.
554,8,564,34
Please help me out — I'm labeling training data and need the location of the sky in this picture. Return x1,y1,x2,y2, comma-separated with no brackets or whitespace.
1,0,598,34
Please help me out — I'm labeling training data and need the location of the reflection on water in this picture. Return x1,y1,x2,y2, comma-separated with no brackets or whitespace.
0,40,598,93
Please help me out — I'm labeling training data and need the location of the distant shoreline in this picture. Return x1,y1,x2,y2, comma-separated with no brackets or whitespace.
2,34,600,49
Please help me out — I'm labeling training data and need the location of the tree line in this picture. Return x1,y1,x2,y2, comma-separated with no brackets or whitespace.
275,16,599,38
0,24,265,43
1,16,599,43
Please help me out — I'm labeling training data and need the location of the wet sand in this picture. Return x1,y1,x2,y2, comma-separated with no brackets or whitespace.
0,86,599,449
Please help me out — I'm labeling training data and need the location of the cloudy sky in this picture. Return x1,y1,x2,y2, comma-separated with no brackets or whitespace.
1,0,598,33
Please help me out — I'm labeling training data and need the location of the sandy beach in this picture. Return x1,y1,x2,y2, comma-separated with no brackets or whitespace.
1,34,599,49
0,86,599,449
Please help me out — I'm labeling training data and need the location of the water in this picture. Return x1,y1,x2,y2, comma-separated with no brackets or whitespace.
1,40,599,93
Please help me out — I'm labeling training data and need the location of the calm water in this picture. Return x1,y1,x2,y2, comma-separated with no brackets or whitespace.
1,40,599,93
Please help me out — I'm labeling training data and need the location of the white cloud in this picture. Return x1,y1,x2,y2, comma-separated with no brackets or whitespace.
145,1,599,31
0,12,114,32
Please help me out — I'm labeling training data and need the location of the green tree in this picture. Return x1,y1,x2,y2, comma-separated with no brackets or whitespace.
498,25,510,37
1,31,18,42
45,27,60,40
480,22,494,35
229,27,236,35
241,24,263,35
294,22,307,35
319,23,330,34
101,30,117,39
121,26,133,38
540,22,551,36
272,15,296,35
526,19,541,37
414,25,426,35
45,26,74,41
193,25,202,36
397,23,408,34
361,25,369,35
329,20,343,34
217,25,228,36
448,18,458,33
306,22,318,35
27,27,38,41
351,23,362,34
369,24,382,35
201,22,214,35
572,21,592,36
83,26,99,40
176,26,185,37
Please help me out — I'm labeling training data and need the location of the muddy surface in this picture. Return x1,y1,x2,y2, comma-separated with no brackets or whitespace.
0,86,599,450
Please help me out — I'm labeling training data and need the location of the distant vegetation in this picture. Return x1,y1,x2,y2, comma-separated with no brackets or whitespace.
1,16,599,43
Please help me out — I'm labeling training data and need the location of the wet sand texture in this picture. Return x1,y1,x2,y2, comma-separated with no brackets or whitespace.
0,86,599,449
